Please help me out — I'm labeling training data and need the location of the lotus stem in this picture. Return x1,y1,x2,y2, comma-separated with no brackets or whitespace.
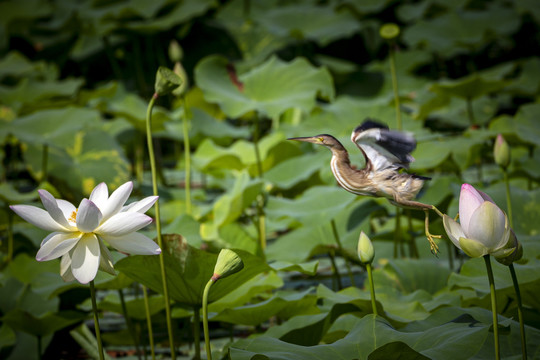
182,100,192,215
118,289,141,360
330,219,355,286
89,280,105,360
509,264,527,359
193,307,201,360
142,285,155,360
503,169,513,227
483,255,500,360
366,263,378,316
146,93,176,359
328,249,342,290
202,279,215,360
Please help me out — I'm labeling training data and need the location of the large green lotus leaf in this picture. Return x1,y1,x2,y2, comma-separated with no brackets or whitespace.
507,57,540,95
516,0,540,22
345,0,394,14
195,55,334,118
115,239,271,307
403,4,520,55
490,103,540,147
24,128,131,196
373,259,451,295
5,107,99,146
230,313,489,360
269,260,319,276
430,74,509,100
107,93,169,133
0,51,47,79
265,186,356,224
0,323,15,351
122,0,216,32
211,288,317,326
214,223,259,255
210,272,283,313
0,77,84,113
79,292,165,320
0,182,38,204
162,214,203,248
264,152,326,190
256,3,360,47
2,309,85,338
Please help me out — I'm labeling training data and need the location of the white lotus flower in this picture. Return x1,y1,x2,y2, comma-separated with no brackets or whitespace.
443,183,513,258
10,181,161,284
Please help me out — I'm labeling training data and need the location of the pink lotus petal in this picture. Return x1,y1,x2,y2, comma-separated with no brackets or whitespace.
459,184,485,236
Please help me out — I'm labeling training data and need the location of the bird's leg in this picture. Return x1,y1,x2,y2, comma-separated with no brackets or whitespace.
424,209,441,255
392,196,442,254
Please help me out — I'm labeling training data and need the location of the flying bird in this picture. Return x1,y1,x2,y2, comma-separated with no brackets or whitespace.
289,119,443,254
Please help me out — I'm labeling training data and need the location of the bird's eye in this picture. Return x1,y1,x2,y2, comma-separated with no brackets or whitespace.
318,137,324,143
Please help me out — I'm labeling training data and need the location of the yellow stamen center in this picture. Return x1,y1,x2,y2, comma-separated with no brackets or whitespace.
68,209,78,223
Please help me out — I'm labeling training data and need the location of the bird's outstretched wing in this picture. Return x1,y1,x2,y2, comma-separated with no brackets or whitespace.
350,119,417,172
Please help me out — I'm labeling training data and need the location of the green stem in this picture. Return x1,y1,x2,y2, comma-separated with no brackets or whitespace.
446,240,454,271
503,169,513,228
366,263,378,316
509,264,527,359
146,93,176,359
118,289,141,360
484,255,500,360
328,249,342,290
253,119,263,179
193,307,201,360
330,220,355,286
142,286,155,360
182,100,192,216
40,144,48,184
202,279,215,360
253,118,266,251
89,280,105,360
389,43,402,131
393,208,402,258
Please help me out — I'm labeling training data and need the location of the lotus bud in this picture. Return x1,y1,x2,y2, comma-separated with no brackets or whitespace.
493,134,510,169
154,66,183,96
172,62,188,97
212,249,244,282
357,231,375,264
380,23,400,40
168,40,183,63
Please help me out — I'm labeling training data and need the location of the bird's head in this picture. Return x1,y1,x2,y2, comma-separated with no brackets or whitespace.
288,134,340,148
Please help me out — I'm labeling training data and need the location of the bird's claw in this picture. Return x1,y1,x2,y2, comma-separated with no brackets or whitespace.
426,232,441,255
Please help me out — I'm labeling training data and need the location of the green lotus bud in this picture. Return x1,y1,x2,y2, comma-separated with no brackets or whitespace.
495,230,523,265
380,23,400,40
169,40,183,63
154,66,183,96
357,231,375,264
212,249,244,281
493,134,510,169
172,62,188,96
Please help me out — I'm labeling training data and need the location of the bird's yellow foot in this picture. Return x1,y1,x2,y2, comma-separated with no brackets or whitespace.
424,210,441,255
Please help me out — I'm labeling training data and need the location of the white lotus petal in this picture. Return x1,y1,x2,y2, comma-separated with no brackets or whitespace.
101,232,161,255
56,199,77,222
36,232,82,261
71,234,101,284
76,199,103,233
442,215,465,250
122,196,158,213
96,212,152,236
467,202,507,251
98,239,116,275
10,205,67,232
60,251,76,282
89,183,109,209
100,181,133,220
459,237,489,258
38,190,73,230
459,184,485,236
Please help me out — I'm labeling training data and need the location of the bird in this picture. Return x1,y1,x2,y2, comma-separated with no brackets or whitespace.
288,119,443,254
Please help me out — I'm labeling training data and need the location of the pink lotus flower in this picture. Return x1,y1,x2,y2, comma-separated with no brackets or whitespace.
443,184,514,258
10,181,161,284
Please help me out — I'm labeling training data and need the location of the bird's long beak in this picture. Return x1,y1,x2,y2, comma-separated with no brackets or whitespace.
287,136,321,144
